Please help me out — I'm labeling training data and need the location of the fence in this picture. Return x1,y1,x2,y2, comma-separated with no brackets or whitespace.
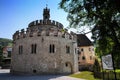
94,71,120,80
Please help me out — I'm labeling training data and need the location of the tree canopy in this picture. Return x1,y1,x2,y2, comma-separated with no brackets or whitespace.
0,38,12,66
0,38,12,47
59,0,120,67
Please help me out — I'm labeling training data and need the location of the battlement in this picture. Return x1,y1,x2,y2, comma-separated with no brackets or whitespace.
13,28,77,41
28,20,63,29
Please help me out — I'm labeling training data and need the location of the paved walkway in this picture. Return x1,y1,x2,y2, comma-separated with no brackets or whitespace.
50,76,84,80
0,69,10,73
0,69,84,80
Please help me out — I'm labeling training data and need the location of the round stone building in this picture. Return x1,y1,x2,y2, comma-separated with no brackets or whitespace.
11,7,78,74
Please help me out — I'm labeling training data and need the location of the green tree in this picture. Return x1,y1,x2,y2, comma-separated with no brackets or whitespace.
59,0,120,67
0,38,12,47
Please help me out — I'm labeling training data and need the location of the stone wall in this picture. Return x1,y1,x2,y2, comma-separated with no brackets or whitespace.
11,35,78,74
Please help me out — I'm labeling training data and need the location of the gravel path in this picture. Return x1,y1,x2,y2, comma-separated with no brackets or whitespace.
0,69,84,80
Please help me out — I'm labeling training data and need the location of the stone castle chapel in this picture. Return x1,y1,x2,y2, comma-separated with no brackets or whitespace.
11,7,78,74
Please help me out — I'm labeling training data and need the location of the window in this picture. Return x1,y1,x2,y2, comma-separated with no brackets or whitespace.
65,63,68,67
66,46,70,53
82,56,85,60
49,44,55,53
31,44,37,54
19,45,23,54
8,51,11,57
90,56,92,60
81,48,83,52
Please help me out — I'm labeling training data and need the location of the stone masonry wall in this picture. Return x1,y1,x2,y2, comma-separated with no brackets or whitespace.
11,18,78,74
11,35,78,74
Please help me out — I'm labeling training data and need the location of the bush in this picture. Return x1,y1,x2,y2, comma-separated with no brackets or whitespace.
93,58,101,72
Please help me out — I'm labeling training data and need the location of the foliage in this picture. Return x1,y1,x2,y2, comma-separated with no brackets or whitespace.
59,0,120,68
0,38,12,47
0,38,12,66
69,71,100,80
0,46,4,66
93,57,101,72
116,69,120,72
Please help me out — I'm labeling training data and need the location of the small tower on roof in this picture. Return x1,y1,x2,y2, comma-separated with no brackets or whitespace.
43,6,50,20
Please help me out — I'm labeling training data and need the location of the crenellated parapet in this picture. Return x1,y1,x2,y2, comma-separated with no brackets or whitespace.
13,27,77,41
13,17,77,42
28,20,63,29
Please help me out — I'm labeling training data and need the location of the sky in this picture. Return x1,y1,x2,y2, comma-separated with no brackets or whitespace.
0,0,92,40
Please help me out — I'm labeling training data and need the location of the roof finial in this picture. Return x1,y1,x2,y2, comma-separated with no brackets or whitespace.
46,0,48,8
43,0,50,20
46,4,48,8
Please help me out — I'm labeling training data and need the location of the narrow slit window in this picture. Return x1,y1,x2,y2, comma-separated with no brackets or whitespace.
31,44,37,54
19,45,23,54
66,46,70,53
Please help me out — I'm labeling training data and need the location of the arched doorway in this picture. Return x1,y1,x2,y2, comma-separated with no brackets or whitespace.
64,62,73,74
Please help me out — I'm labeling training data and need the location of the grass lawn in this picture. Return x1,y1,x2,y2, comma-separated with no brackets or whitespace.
116,69,120,72
69,71,101,80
